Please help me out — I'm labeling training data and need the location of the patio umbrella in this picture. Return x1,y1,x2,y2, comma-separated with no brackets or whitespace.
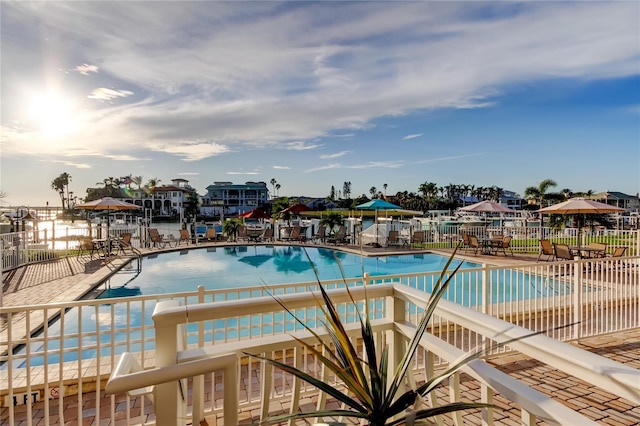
459,200,513,213
75,197,141,211
239,209,270,219
460,200,513,232
282,203,311,214
75,197,141,252
356,199,400,246
537,198,624,249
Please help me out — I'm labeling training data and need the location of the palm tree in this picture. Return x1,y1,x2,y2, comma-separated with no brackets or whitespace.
275,183,281,198
383,183,387,197
524,179,557,208
51,172,72,210
319,212,344,236
222,218,243,241
369,186,377,198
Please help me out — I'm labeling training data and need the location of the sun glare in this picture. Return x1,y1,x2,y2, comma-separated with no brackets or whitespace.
29,92,75,137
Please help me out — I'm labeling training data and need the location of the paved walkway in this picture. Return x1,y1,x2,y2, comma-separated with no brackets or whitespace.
1,241,639,425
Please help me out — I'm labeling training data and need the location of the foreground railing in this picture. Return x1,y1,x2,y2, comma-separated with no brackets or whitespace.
107,284,639,425
1,255,639,424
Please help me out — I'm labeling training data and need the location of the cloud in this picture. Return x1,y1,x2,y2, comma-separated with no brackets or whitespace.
403,133,423,140
348,161,403,169
88,88,134,101
75,63,99,75
285,141,323,151
178,172,199,176
306,163,342,172
273,165,290,170
153,141,230,161
413,154,482,164
227,171,260,175
320,151,350,159
45,159,92,169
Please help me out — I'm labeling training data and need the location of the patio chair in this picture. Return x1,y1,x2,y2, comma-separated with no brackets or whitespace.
467,234,482,255
491,235,514,257
77,236,97,259
608,246,627,258
410,230,425,249
387,230,405,249
177,229,191,246
312,225,327,244
460,233,470,254
281,226,303,243
260,227,274,242
204,228,219,242
148,228,174,249
116,232,141,256
237,226,248,242
537,239,554,262
553,243,574,261
326,226,348,245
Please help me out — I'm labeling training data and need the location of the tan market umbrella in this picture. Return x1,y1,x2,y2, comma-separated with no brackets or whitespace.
538,198,624,249
75,197,141,253
459,200,513,213
75,197,141,211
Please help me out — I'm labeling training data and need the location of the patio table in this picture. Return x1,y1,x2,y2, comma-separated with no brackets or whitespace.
569,246,606,259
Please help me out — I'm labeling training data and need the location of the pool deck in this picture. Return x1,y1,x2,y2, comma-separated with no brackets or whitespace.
2,240,639,425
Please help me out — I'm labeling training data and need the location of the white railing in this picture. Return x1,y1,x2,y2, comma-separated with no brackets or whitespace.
1,256,639,423
2,225,638,272
115,284,638,425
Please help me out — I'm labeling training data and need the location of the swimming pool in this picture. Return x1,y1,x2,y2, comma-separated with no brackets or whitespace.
6,246,568,368
97,245,479,297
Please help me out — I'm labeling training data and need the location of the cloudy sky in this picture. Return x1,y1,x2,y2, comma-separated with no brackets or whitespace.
1,1,639,207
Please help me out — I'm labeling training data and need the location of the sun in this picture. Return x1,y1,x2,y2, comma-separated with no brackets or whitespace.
29,91,75,137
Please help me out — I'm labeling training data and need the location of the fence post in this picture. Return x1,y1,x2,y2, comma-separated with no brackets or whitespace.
573,257,582,340
384,275,405,383
153,300,187,425
482,263,490,316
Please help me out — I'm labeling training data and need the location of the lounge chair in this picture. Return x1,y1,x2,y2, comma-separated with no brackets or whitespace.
326,226,348,245
312,225,327,244
117,232,141,256
387,230,405,249
537,239,554,262
204,228,219,242
281,226,303,243
237,226,248,242
410,230,425,249
490,235,514,256
177,229,191,246
148,228,174,249
608,246,627,258
553,243,574,261
261,227,274,242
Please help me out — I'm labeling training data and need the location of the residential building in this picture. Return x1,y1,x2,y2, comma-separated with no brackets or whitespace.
201,181,269,217
128,178,198,218
590,191,640,212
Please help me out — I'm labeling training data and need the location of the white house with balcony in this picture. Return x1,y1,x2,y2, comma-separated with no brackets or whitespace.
200,181,269,217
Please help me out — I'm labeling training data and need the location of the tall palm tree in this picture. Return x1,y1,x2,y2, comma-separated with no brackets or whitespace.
51,172,72,210
524,178,557,207
369,186,377,198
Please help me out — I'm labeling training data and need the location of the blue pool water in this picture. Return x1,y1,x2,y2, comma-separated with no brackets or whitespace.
7,247,568,368
97,245,478,297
